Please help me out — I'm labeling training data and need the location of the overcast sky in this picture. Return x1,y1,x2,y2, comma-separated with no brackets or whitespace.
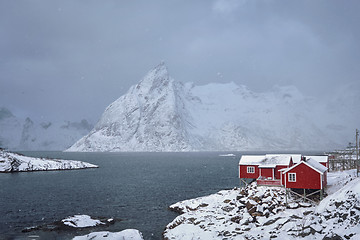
1,0,359,123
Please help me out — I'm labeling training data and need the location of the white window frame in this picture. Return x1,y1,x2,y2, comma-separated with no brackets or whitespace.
247,166,255,173
288,173,296,182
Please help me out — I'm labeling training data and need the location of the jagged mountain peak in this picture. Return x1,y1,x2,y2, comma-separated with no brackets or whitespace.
69,63,192,152
135,62,172,95
0,107,15,120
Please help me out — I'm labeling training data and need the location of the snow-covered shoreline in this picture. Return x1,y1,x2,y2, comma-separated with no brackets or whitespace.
0,149,98,172
164,169,360,239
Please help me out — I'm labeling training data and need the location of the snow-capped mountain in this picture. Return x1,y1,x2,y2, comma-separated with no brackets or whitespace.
68,62,194,152
0,107,93,151
67,63,357,152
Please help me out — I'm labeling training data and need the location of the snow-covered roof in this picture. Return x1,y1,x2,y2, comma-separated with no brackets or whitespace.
239,155,265,165
303,155,328,164
239,154,300,167
305,158,328,173
262,154,300,167
282,157,328,174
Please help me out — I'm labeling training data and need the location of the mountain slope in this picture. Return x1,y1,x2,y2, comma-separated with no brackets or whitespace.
67,63,356,152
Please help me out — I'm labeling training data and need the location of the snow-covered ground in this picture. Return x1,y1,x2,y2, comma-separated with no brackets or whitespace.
164,170,360,239
0,150,98,172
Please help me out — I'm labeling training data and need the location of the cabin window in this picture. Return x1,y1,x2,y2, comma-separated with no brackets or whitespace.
288,173,296,182
247,166,255,173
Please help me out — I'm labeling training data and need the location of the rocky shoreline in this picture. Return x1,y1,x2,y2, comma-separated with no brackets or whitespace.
164,170,360,239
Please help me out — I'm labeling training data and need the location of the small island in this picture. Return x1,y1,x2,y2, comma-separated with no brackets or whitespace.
0,149,98,172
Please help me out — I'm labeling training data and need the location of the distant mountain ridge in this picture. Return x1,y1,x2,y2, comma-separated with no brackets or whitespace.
0,107,93,151
67,63,357,152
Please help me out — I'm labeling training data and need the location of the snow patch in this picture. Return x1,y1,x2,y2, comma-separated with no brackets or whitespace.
72,229,144,240
62,215,104,228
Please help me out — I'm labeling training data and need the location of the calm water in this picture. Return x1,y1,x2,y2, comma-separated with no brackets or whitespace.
0,151,243,240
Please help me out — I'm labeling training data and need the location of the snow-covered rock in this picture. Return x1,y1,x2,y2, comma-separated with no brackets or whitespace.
23,215,117,233
164,170,360,239
73,229,144,240
0,149,98,172
67,63,357,152
62,215,105,228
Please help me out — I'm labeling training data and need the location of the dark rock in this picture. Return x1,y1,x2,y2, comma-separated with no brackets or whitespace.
344,233,355,239
322,232,343,240
263,217,282,226
222,206,235,212
252,211,263,217
169,206,184,214
248,206,256,215
230,216,241,223
303,211,313,216
246,201,256,210
290,214,302,220
341,213,349,220
240,189,248,196
249,196,261,203
199,203,209,208
335,201,344,208
299,226,317,237
263,209,270,218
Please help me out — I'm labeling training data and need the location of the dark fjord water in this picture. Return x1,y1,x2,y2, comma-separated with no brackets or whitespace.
0,152,244,240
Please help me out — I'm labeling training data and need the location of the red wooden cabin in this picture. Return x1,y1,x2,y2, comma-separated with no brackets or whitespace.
281,158,328,190
239,154,301,186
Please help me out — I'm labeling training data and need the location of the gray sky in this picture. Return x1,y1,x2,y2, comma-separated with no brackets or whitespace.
1,0,359,123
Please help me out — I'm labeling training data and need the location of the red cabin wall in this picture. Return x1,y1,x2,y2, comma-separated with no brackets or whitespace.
239,165,259,179
284,163,322,189
275,165,288,179
260,168,273,178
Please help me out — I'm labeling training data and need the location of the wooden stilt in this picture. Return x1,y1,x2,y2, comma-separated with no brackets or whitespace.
288,189,317,204
240,178,248,188
303,189,306,201
320,189,323,201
